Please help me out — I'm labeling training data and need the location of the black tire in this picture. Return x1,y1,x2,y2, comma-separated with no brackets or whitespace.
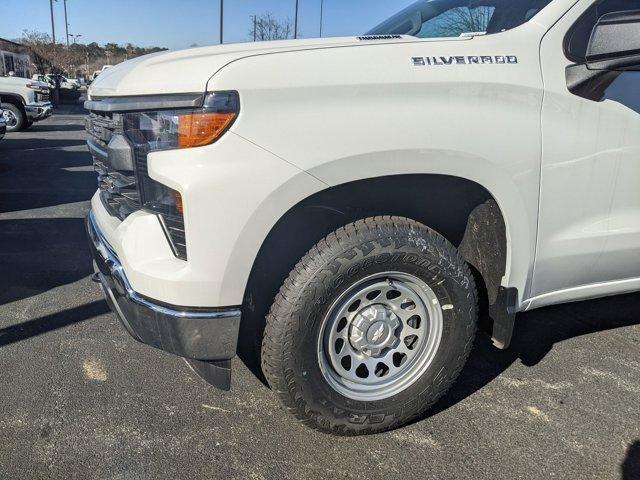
23,120,34,130
261,216,477,435
2,103,25,132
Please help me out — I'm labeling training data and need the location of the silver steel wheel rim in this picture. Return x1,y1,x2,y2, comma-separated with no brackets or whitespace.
318,271,443,401
2,110,17,127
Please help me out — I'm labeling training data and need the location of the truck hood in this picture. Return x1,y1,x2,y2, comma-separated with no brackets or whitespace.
0,76,42,101
89,36,412,97
0,76,37,88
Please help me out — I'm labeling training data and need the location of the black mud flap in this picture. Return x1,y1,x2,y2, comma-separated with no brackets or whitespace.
185,358,232,391
489,287,518,349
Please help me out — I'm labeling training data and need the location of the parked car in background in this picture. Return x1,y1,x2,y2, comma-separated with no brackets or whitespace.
31,74,54,88
63,75,81,88
48,74,79,90
32,73,79,90
0,76,52,131
85,0,640,435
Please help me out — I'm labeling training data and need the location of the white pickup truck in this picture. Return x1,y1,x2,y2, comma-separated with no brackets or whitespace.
85,0,640,435
0,76,52,132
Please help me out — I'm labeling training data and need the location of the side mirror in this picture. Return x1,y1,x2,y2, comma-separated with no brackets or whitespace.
586,10,640,71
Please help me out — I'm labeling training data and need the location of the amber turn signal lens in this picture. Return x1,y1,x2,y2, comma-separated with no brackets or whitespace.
177,112,236,149
173,191,184,214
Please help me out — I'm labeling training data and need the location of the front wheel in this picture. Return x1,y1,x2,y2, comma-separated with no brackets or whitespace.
2,104,26,132
261,216,477,435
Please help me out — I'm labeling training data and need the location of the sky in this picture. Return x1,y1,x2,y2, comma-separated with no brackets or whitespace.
0,0,417,50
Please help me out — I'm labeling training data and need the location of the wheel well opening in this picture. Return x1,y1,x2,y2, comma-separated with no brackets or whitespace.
238,174,506,373
0,94,25,110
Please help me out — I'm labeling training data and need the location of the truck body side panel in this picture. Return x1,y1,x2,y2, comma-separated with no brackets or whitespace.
213,24,547,309
532,0,640,307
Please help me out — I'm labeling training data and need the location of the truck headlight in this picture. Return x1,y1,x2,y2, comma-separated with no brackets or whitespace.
122,91,239,151
118,91,238,260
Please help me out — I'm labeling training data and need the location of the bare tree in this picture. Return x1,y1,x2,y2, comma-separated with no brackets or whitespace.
21,30,82,74
249,13,293,41
20,30,168,76
55,44,86,75
433,6,494,36
20,30,54,73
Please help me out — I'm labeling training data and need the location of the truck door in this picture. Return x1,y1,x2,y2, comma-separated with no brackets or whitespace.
532,0,640,306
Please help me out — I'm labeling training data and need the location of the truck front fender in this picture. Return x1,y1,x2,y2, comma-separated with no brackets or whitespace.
0,92,28,107
306,148,535,305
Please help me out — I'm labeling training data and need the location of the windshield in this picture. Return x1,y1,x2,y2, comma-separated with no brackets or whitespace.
367,0,553,38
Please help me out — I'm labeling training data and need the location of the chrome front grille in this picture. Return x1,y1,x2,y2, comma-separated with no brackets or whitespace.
85,112,114,145
85,112,142,220
94,161,141,217
36,91,50,102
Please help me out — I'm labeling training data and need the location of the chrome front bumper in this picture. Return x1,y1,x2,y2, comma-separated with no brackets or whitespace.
25,101,53,121
86,210,242,362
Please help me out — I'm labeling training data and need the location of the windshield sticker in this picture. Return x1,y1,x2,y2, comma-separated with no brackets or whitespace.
412,55,518,66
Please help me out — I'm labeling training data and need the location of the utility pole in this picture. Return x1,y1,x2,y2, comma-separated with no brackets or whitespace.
219,0,224,44
251,15,257,42
49,0,57,45
64,0,69,46
319,0,324,37
49,0,59,104
294,0,299,39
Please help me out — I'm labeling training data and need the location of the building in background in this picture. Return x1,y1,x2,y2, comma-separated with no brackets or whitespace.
0,38,32,78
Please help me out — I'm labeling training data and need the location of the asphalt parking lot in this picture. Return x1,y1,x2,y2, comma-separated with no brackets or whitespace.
0,106,639,480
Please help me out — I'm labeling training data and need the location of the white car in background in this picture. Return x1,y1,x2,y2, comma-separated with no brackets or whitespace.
64,76,82,88
32,74,55,88
48,74,79,90
32,74,80,90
